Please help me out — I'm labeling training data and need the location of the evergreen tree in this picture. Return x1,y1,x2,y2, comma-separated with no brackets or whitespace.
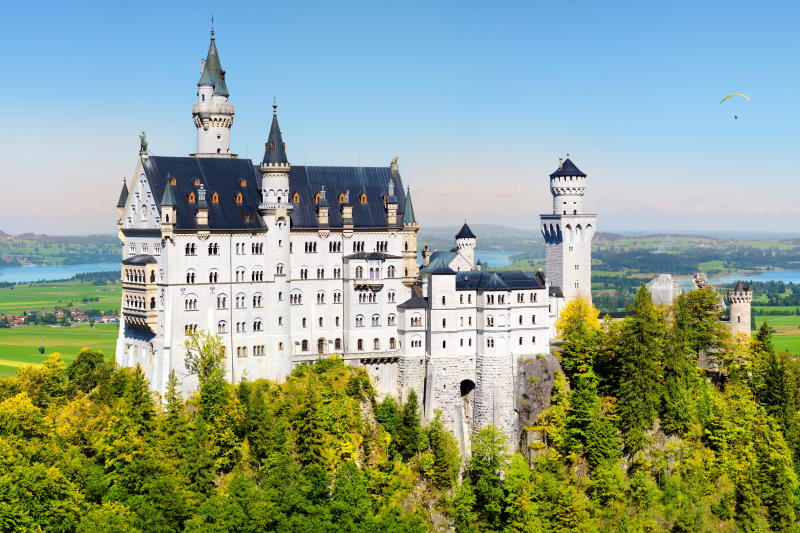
182,414,216,495
397,389,422,460
466,426,509,529
294,387,325,465
614,285,665,451
427,411,460,489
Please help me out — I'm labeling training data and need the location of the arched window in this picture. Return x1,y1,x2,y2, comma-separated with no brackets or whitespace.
356,315,364,327
292,192,300,204
240,179,247,187
217,294,227,309
253,319,263,332
188,192,196,203
217,321,227,334
301,340,309,352
387,266,396,278
335,338,342,350
360,193,368,204
387,314,396,326
355,266,363,279
338,192,346,203
211,192,219,204
276,263,284,275
372,314,380,327
389,337,396,349
373,338,380,350
357,339,364,351
186,270,196,284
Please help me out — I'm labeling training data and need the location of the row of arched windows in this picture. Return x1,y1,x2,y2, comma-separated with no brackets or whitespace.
354,314,396,327
123,268,153,284
304,242,318,253
329,242,342,253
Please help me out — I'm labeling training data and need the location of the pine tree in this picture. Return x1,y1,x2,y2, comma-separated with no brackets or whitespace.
615,285,665,451
182,414,216,495
428,411,460,489
467,426,509,530
397,389,422,460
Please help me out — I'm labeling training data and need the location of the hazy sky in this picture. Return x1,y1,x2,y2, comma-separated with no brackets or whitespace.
2,1,799,235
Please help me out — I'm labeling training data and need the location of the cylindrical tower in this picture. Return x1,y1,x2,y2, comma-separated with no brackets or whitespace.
192,29,235,157
455,221,477,268
727,281,752,338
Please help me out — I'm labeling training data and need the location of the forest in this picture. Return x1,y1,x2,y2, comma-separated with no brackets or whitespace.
1,287,799,531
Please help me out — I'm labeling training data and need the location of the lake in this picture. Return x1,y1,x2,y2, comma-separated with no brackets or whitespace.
711,270,800,284
475,252,516,268
0,263,120,284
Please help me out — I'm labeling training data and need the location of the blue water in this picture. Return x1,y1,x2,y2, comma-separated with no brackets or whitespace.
475,252,515,268
712,270,800,284
0,262,120,283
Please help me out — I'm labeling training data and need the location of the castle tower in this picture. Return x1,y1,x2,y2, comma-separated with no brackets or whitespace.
401,185,420,286
455,221,477,268
258,102,293,377
727,281,752,338
192,28,235,157
540,158,596,303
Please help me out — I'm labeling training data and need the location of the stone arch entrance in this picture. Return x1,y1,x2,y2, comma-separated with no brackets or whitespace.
317,338,326,355
460,379,476,441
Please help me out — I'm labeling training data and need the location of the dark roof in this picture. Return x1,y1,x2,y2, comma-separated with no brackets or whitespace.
402,188,416,224
116,180,129,208
420,253,456,275
550,158,586,178
549,285,564,298
343,252,401,261
286,166,407,229
160,180,176,207
122,254,157,265
455,270,545,291
197,32,229,96
399,284,428,309
262,107,288,165
455,222,476,240
732,281,750,292
143,156,265,231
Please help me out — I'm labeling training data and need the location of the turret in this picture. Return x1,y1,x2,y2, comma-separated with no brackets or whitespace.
728,281,752,338
160,179,177,241
549,158,588,215
455,221,477,268
192,28,235,157
258,102,291,213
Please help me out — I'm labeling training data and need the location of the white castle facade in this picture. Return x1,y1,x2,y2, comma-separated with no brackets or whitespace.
115,31,596,446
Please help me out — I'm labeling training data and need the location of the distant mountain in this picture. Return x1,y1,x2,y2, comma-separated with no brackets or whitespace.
419,224,544,257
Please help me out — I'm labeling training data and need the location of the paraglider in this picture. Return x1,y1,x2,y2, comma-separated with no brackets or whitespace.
720,93,750,119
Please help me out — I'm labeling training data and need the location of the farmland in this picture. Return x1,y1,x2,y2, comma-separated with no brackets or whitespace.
0,323,117,377
0,280,120,315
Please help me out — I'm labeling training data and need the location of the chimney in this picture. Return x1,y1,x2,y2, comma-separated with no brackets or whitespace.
423,246,432,267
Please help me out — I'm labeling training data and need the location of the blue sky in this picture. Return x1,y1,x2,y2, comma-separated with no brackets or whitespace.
2,0,799,234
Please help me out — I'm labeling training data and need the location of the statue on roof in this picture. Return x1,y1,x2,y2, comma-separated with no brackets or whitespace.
139,131,148,155
390,156,399,171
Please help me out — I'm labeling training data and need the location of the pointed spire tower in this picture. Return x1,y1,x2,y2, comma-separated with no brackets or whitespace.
455,221,477,268
258,100,291,212
192,26,235,157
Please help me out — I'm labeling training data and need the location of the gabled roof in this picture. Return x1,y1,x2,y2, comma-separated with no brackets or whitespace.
399,284,428,309
455,222,476,240
197,31,229,97
116,180,129,208
286,166,407,229
420,253,456,275
455,270,545,291
402,188,416,224
122,254,157,265
550,158,586,178
262,107,288,165
143,156,264,231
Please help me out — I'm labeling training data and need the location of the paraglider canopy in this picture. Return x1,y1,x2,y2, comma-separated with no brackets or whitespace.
720,93,750,104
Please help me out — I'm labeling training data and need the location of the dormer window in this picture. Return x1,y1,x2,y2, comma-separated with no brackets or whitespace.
193,178,201,186
169,177,177,186
188,192,196,204
292,192,300,204
268,142,276,150
314,192,321,205
339,193,346,204
240,179,247,187
235,192,243,204
211,192,219,204
360,193,368,204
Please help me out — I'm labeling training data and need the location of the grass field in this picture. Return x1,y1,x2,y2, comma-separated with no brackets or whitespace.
755,315,800,355
0,281,120,315
0,323,117,377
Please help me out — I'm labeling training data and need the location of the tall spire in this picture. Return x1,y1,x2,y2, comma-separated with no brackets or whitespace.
262,101,288,165
197,28,229,96
160,180,177,207
116,178,129,208
402,187,417,225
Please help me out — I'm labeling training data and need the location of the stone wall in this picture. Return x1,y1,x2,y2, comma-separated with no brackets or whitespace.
475,353,517,446
516,351,562,459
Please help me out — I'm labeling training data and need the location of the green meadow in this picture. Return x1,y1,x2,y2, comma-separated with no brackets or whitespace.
0,323,118,377
755,314,800,355
0,280,120,315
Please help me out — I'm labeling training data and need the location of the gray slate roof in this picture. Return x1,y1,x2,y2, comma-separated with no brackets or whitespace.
398,284,428,309
343,252,401,261
550,158,586,178
455,222,476,240
455,270,545,291
117,180,129,208
402,188,417,224
262,110,288,165
142,156,409,231
122,254,157,265
197,32,229,96
420,251,457,275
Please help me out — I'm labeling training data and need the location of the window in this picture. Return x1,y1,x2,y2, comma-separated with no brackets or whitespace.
278,317,283,325
276,264,284,275
575,264,580,270
208,243,219,255
188,192,195,203
184,324,198,334
253,319,263,332
411,314,422,327
300,268,308,279
373,338,380,350
318,317,323,327
302,318,307,328
235,192,243,204
211,192,219,204
317,291,325,304
442,318,446,328
217,321,227,334
253,345,265,356
531,315,536,324
333,291,342,304
519,316,523,325
468,294,472,304
532,336,536,344
357,339,364,351
487,316,494,327
388,290,396,303
360,193,368,204
209,270,218,283
184,297,197,311
236,346,248,357
389,337,396,349
290,292,302,305
301,340,309,351
317,268,324,279
252,243,263,254
335,338,342,350
279,342,284,350
355,266,363,279
388,314,396,326
334,267,341,278
372,315,380,327
387,266,396,278
356,315,364,327
442,340,447,349
278,292,283,301
441,296,446,306
574,281,579,289
519,337,523,345
186,271,196,284
460,295,464,304
292,192,301,203
235,268,246,282
251,269,263,282
487,338,494,348
253,294,262,307
236,294,245,308
217,294,227,309
185,243,196,255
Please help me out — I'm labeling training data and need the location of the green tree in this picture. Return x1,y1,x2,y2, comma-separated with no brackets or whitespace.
465,426,509,529
397,390,422,460
614,285,665,451
427,411,460,489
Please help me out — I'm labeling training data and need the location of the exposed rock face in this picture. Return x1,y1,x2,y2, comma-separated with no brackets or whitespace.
516,352,562,458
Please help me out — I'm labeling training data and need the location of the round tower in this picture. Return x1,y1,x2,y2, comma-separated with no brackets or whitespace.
455,221,477,268
192,28,235,157
727,281,752,338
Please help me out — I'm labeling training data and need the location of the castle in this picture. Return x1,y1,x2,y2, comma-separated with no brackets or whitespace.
114,30,596,447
